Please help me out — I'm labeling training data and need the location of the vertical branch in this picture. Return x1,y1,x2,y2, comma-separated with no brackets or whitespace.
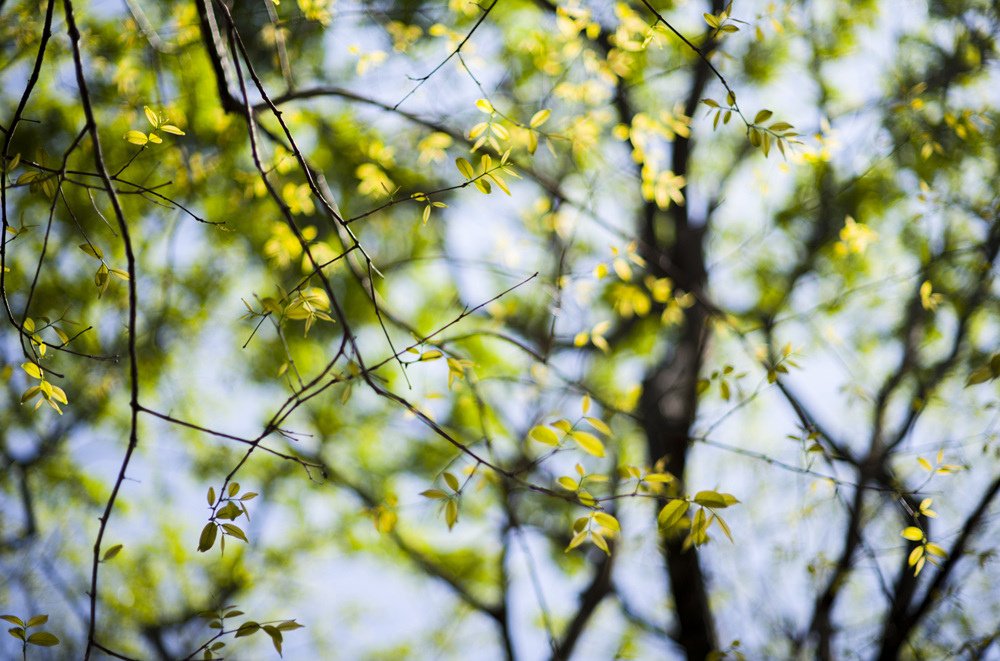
60,0,143,657
638,0,725,655
1,0,56,337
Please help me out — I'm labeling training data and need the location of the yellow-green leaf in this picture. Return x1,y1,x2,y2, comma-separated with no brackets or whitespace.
571,430,605,457
584,416,611,435
102,544,123,561
926,542,947,557
529,109,551,128
551,419,573,433
565,529,588,552
714,514,734,543
658,499,689,528
222,523,248,543
693,490,729,508
557,476,579,491
125,130,149,145
591,530,610,554
26,632,59,647
197,522,218,552
529,425,559,446
235,622,260,638
593,512,619,532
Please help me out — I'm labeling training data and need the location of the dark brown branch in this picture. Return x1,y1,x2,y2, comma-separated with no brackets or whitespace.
550,553,614,661
0,0,56,355
62,1,143,658
805,484,866,660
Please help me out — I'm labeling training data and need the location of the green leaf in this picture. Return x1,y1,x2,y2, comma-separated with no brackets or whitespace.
216,501,241,520
26,631,59,646
0,616,24,627
197,522,218,552
693,490,735,508
101,544,123,561
264,625,284,656
445,499,459,529
443,471,460,492
8,627,25,641
221,523,248,543
714,514,734,543
207,487,216,506
455,157,474,179
235,621,260,638
754,109,773,124
966,366,993,386
658,500,689,528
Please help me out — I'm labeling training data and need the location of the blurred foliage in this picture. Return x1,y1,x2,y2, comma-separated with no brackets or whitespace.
1,0,998,658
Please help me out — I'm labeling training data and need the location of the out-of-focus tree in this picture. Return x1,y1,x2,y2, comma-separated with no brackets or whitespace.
1,0,998,658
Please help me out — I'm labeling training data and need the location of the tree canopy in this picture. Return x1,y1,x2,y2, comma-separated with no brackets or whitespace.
1,0,998,659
